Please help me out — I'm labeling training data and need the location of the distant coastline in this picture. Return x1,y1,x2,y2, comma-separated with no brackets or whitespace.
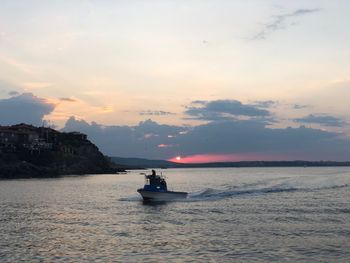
111,156,350,169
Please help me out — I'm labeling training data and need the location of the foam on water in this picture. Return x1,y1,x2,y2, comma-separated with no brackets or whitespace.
120,172,350,202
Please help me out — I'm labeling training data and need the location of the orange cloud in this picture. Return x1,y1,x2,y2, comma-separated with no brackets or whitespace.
169,153,288,163
157,144,172,148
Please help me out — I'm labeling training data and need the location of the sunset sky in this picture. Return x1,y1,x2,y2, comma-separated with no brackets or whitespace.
1,0,350,162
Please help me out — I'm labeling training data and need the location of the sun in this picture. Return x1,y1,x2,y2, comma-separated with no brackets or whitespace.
175,156,181,161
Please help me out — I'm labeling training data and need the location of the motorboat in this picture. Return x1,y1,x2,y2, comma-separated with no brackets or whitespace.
137,170,188,201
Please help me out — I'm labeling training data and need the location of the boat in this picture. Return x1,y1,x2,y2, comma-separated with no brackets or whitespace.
137,170,188,201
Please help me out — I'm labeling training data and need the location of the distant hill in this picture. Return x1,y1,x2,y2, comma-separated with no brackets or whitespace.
111,157,350,169
110,156,185,169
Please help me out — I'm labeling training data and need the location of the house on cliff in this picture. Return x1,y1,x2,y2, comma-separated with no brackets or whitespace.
0,125,39,152
0,124,88,154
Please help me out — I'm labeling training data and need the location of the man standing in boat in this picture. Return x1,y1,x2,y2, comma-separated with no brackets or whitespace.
148,170,157,185
146,170,167,190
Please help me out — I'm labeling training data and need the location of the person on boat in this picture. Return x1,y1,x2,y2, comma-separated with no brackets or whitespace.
146,170,157,185
146,170,167,190
160,176,167,190
147,170,157,185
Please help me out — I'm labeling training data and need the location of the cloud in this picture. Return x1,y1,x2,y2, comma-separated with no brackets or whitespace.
184,99,271,121
252,8,320,40
59,97,77,102
63,117,186,159
63,116,350,161
0,93,56,126
294,114,346,127
157,144,173,148
293,104,309,109
139,110,175,116
252,100,277,108
8,91,20,96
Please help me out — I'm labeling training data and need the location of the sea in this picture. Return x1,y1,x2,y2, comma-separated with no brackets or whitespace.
1,167,350,262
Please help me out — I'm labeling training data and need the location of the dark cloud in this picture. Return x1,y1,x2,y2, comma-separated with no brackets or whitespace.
294,114,346,127
8,91,20,96
191,100,207,105
293,104,309,109
63,117,185,159
184,99,270,121
252,8,320,40
60,97,77,102
175,120,348,160
0,93,56,126
139,110,175,116
63,117,350,161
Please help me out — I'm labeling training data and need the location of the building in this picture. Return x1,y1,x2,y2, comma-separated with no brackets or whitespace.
67,132,88,141
0,124,88,153
0,125,39,150
0,128,18,144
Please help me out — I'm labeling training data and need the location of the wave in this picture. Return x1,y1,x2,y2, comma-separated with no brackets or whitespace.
119,174,350,202
187,185,348,201
118,196,143,202
186,187,297,201
186,176,349,201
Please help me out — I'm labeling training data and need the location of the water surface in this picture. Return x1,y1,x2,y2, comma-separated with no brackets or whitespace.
1,167,350,262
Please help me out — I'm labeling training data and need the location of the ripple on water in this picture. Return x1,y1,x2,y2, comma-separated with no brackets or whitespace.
1,168,350,262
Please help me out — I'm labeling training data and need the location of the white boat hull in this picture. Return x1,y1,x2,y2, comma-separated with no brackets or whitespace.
137,189,188,201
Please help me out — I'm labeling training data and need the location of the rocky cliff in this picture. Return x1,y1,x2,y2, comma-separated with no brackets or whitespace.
0,124,120,179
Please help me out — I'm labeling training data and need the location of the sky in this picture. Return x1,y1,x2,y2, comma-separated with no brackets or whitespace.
1,0,350,162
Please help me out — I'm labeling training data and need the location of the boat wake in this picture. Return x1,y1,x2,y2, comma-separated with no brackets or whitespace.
186,175,349,201
119,196,142,201
119,173,349,202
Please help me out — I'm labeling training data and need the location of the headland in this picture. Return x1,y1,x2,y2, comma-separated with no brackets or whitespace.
0,123,121,179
